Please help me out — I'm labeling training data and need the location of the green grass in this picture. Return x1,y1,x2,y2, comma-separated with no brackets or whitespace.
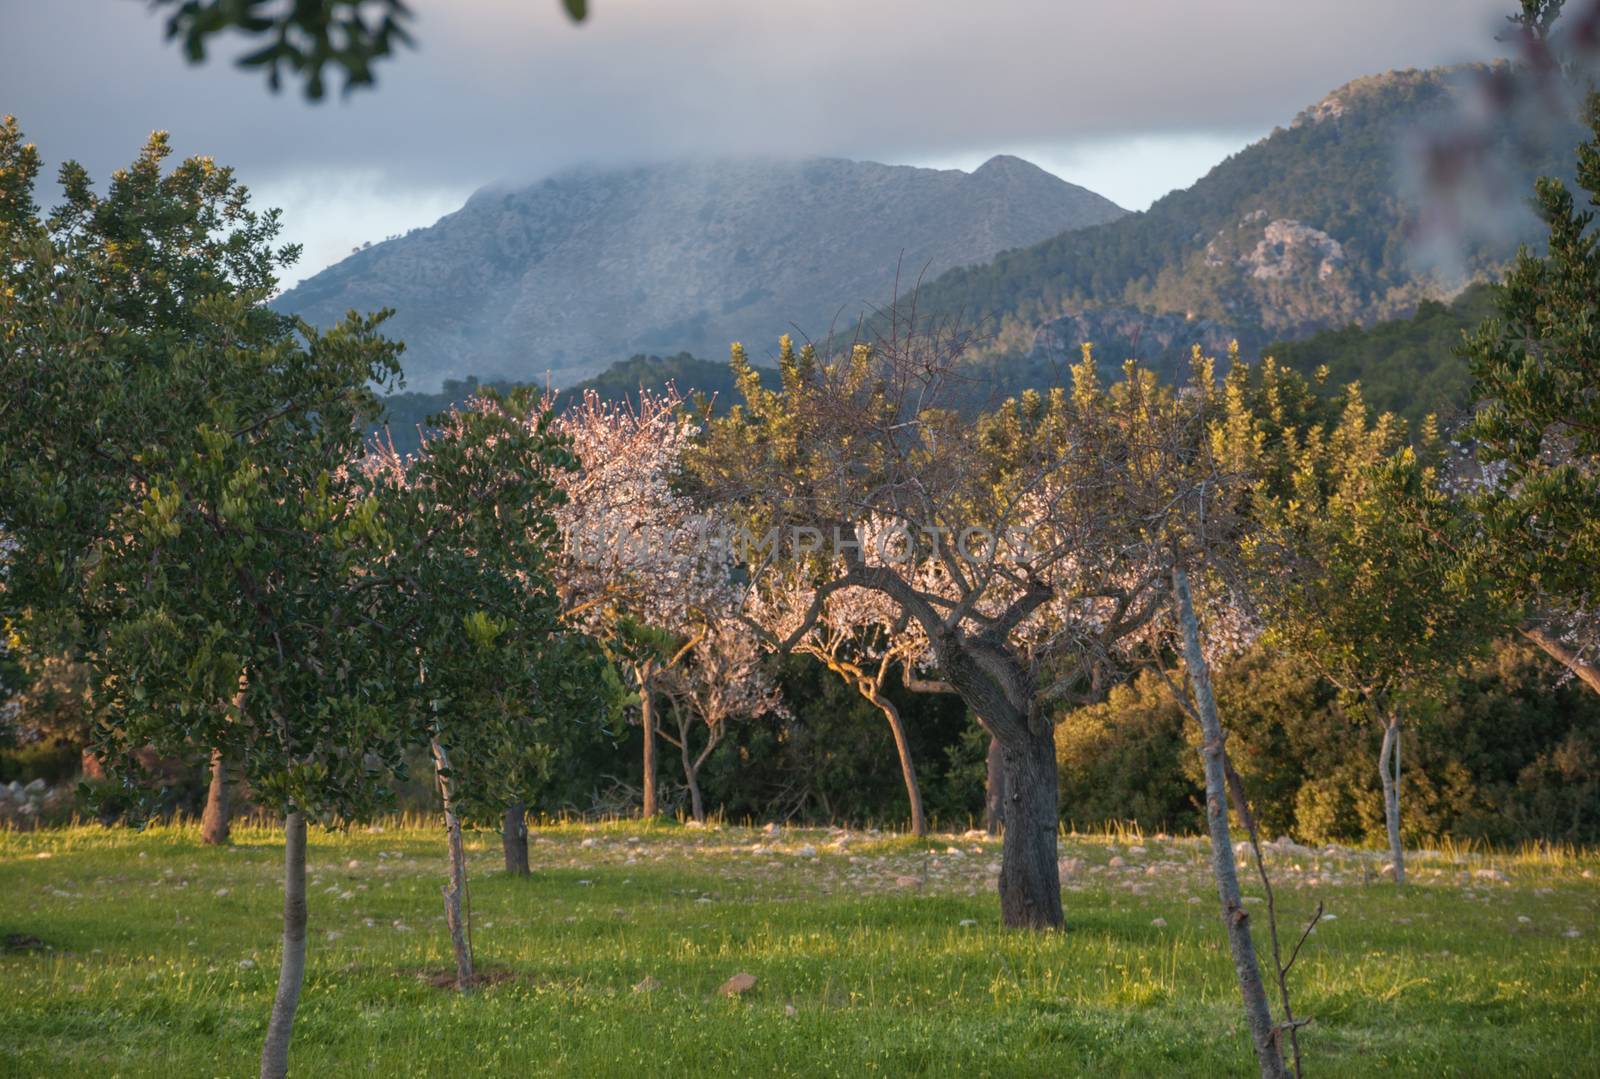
1,820,1596,1077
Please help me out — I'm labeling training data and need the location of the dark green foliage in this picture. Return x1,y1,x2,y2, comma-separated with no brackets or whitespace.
363,389,608,823
1058,642,1600,845
1055,675,1205,834
697,655,976,829
1267,284,1500,428
1467,91,1600,612
0,741,81,785
149,0,588,99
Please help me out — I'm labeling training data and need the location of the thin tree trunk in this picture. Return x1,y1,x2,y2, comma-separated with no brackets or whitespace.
873,695,927,837
259,811,307,1079
502,801,529,876
639,665,659,819
201,747,230,845
1378,714,1405,886
1174,565,1287,1079
984,733,1006,837
995,720,1063,929
1521,623,1600,696
430,738,474,990
685,764,705,823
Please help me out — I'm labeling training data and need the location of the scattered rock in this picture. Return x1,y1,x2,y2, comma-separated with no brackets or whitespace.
959,919,978,928
718,972,757,997
1108,856,1126,869
1516,915,1532,925
3,933,48,953
238,958,257,970
795,845,817,858
894,875,921,889
784,1004,798,1018
1151,918,1167,928
1563,928,1582,938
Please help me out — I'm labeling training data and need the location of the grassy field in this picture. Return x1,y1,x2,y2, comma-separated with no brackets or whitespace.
1,819,1596,1077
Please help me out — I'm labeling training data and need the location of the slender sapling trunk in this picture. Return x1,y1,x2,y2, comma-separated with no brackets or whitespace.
638,663,659,818
873,694,927,837
1377,712,1405,885
259,811,307,1079
1174,565,1288,1079
431,738,474,990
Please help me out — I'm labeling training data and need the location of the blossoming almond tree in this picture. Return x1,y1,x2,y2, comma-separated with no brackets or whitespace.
748,567,941,835
690,329,1218,930
658,618,783,823
554,388,739,818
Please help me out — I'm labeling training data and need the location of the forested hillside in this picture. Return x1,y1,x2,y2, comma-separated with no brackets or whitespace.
907,67,1579,376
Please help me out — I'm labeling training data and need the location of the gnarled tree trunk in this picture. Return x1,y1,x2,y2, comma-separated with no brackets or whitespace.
995,720,1062,929
201,747,230,845
502,801,529,876
259,811,307,1079
1377,712,1405,886
431,738,474,990
984,733,1006,837
935,655,1059,928
1174,565,1287,1079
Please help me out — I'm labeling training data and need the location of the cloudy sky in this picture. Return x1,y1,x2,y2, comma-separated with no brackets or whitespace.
2,0,1513,285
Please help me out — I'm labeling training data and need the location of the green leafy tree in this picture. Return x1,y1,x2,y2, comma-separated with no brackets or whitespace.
1246,391,1500,884
1466,91,1600,695
1,120,583,1075
364,391,605,987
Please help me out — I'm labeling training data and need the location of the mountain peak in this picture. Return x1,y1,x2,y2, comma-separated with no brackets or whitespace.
277,155,1128,390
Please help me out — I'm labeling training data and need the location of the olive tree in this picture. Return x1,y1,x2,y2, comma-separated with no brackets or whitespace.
0,122,579,1075
365,391,603,987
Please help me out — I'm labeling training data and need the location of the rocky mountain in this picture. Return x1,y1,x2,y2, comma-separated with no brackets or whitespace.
278,155,1127,390
910,66,1582,379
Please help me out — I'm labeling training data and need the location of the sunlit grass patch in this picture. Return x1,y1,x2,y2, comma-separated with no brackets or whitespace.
2,821,1596,1076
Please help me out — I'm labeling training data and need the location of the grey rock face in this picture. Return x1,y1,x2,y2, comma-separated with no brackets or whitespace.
278,156,1126,390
